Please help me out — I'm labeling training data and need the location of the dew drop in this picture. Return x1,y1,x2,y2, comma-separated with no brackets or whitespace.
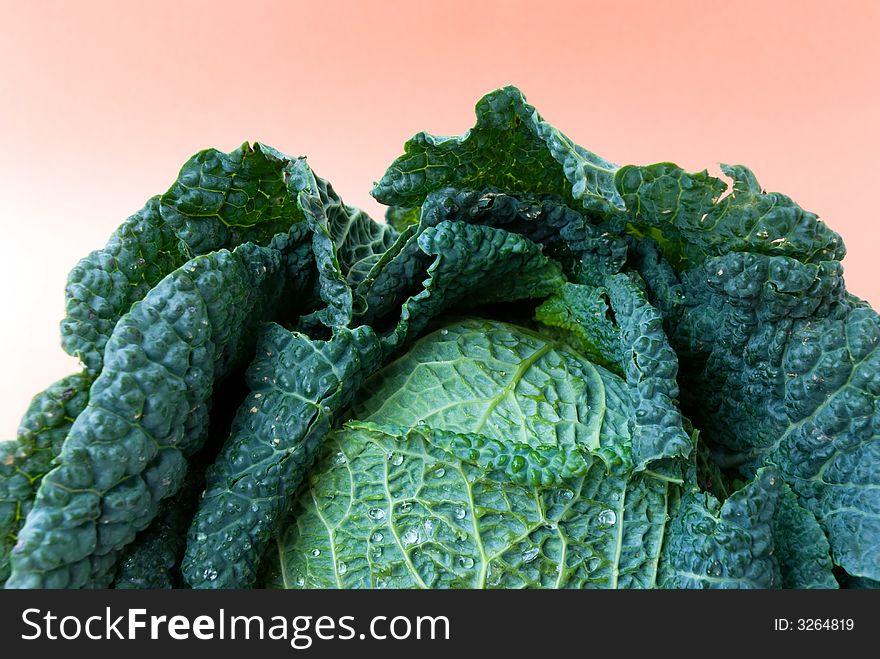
271,437,281,446
440,329,449,336
398,502,413,514
203,568,217,581
707,560,723,577
370,545,383,559
295,575,305,587
196,532,207,542
597,509,617,526
337,561,348,575
499,371,507,377
323,405,331,414
334,452,347,465
310,549,321,557
390,453,404,466
424,519,435,537
458,557,475,569
586,557,601,572
249,406,259,414
370,531,384,543
455,507,467,520
433,467,446,478
560,489,574,501
368,508,386,521
401,528,419,546
521,546,540,563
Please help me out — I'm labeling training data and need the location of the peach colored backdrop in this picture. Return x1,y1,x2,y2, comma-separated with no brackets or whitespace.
2,0,878,436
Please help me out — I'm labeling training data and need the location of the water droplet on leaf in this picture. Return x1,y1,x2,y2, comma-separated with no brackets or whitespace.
401,528,419,546
521,547,540,563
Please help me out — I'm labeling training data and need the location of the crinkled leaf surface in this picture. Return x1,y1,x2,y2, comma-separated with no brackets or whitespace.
381,223,564,353
184,324,382,588
661,251,880,580
113,464,205,590
7,242,290,588
160,142,302,253
772,485,837,589
0,373,91,583
658,467,781,588
61,198,184,374
615,162,845,270
63,142,308,374
372,86,622,215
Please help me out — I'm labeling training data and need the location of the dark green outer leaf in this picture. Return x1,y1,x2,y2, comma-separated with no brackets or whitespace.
1,373,91,583
535,274,691,471
61,197,184,374
183,325,382,589
284,158,395,328
113,464,205,589
659,467,782,588
615,162,845,270
6,242,288,588
160,142,302,254
604,274,692,470
645,248,880,580
773,485,837,588
371,85,622,214
358,187,626,327
381,222,565,353
63,142,308,375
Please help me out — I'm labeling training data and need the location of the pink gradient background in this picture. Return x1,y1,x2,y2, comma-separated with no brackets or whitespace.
2,0,878,436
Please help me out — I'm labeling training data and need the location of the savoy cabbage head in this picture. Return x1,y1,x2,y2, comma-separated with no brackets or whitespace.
1,86,876,589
